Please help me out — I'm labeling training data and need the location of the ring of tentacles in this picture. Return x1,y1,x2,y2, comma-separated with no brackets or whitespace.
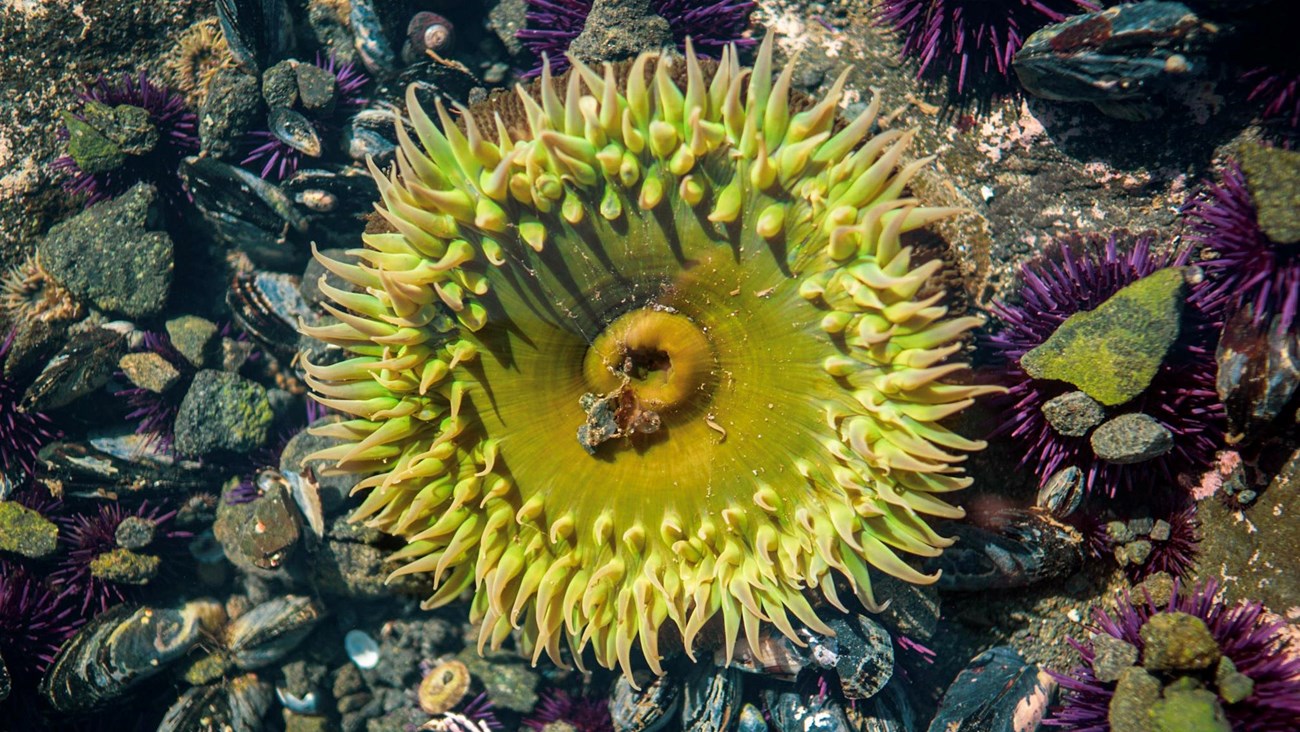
304,36,996,676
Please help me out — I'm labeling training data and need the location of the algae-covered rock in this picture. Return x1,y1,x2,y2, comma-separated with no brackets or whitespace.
1092,634,1139,683
455,649,539,713
174,370,273,456
89,547,161,585
1020,267,1186,406
1215,656,1255,704
0,500,59,558
1109,666,1161,732
119,351,182,394
165,315,220,369
1240,142,1300,244
1150,686,1231,732
1091,413,1174,463
38,182,173,319
1042,390,1106,436
1140,612,1220,670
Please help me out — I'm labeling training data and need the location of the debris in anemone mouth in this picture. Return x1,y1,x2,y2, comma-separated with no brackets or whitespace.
302,36,1000,677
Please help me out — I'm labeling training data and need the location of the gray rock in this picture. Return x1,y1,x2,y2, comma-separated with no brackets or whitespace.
1091,634,1138,683
567,0,673,67
222,337,256,372
114,515,156,550
1042,390,1106,436
262,60,300,109
296,62,337,112
1091,413,1173,463
38,183,172,319
174,370,274,456
200,68,264,160
1150,519,1172,541
299,247,356,307
165,315,220,369
487,0,528,56
311,539,389,599
119,351,181,393
874,573,940,641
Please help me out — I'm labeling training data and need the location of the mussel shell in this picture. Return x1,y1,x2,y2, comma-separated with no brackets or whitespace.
1216,305,1299,443
181,156,310,269
400,60,482,113
41,603,210,712
22,326,126,412
824,615,893,700
0,654,9,703
929,646,1056,732
269,107,323,157
281,167,378,248
343,106,404,162
217,0,294,71
844,680,918,732
37,437,226,496
763,688,854,732
224,595,325,670
611,672,681,732
228,270,317,361
158,674,273,732
350,0,399,77
1036,466,1085,518
925,509,1084,591
681,664,742,732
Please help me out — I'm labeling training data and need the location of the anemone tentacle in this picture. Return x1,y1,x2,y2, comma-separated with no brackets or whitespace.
304,37,997,676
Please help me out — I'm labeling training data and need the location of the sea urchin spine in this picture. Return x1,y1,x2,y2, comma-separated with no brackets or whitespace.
304,37,997,676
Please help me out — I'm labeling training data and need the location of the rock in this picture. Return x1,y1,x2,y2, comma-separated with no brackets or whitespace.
0,501,59,558
1215,656,1254,704
874,573,940,641
165,315,221,369
310,539,389,599
262,60,300,110
1108,666,1161,732
1091,413,1174,463
38,183,173,319
1020,267,1186,406
299,247,356,307
1239,142,1300,244
1140,612,1220,671
456,650,539,713
296,62,337,112
1150,686,1231,732
200,67,264,160
119,352,181,393
1134,572,1176,608
1150,519,1172,542
222,337,256,372
1091,634,1138,683
1106,521,1136,544
487,0,527,57
114,515,156,550
174,370,274,456
1117,539,1152,565
567,0,673,67
213,476,302,573
89,547,160,585
1042,391,1106,436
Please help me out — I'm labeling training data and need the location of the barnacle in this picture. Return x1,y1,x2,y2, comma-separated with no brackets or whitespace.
304,37,996,675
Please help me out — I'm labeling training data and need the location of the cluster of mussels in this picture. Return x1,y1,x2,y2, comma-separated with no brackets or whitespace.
1,0,1298,730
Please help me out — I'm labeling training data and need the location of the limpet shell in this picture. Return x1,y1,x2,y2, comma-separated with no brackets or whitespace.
417,659,470,715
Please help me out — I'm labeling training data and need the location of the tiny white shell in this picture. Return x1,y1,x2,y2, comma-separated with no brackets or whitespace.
345,628,380,669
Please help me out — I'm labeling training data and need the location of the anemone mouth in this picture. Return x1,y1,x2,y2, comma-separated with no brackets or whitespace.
304,36,997,675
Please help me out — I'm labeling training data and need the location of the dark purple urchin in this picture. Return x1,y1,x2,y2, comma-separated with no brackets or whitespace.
875,0,1098,93
52,72,198,205
51,501,187,614
985,233,1225,497
0,331,58,484
1184,160,1300,334
524,690,612,732
1048,582,1300,731
1243,67,1299,128
0,561,77,678
1085,503,1201,582
242,54,369,181
516,0,755,76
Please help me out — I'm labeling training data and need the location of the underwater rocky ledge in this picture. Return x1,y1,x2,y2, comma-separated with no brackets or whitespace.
0,0,1297,731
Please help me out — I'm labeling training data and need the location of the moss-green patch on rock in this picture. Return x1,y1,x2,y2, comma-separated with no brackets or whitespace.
173,369,273,456
1140,611,1221,670
1150,686,1231,732
1020,267,1186,406
1240,142,1300,245
0,500,59,558
1109,666,1162,732
88,547,160,585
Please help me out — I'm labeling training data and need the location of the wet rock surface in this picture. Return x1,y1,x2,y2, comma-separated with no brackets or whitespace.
37,182,173,319
174,369,274,456
1042,390,1107,437
1092,413,1175,463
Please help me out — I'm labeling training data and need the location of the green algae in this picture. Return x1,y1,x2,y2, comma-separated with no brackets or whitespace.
0,500,59,558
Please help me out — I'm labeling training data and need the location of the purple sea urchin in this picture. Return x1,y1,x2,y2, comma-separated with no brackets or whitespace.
1184,160,1300,334
1049,582,1300,731
986,233,1224,496
242,54,369,181
875,0,1098,93
52,72,198,205
517,0,755,76
0,331,59,484
52,501,186,614
304,38,997,676
0,561,77,678
524,690,612,732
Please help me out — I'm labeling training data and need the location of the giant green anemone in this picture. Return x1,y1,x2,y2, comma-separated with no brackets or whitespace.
303,36,999,675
